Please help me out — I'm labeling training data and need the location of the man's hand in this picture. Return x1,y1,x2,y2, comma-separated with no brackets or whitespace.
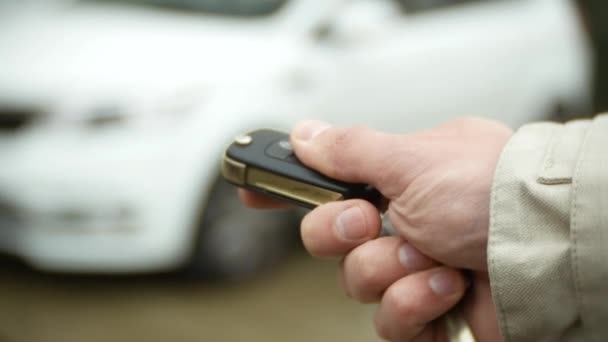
241,118,512,341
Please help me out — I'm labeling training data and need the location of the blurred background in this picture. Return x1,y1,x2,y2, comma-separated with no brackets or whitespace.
0,0,603,340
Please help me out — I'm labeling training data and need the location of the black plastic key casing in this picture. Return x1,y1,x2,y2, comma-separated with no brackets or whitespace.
223,129,383,209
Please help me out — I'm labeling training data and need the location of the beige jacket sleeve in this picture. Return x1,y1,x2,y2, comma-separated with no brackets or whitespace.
488,114,608,341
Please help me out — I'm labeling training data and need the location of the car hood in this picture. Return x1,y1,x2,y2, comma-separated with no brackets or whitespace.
0,4,292,105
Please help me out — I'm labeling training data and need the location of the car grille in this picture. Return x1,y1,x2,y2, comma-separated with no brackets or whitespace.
0,106,41,133
0,199,22,230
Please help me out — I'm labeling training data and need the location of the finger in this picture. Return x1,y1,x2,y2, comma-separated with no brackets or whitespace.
290,120,425,199
301,199,381,258
340,237,438,303
238,189,289,209
374,267,467,342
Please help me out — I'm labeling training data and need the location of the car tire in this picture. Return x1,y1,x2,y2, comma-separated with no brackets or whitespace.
185,178,300,281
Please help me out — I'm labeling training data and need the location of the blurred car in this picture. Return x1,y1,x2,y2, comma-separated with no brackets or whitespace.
0,0,592,277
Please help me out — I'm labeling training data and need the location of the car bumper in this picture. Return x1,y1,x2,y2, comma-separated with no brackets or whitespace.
0,177,197,273
16,224,185,273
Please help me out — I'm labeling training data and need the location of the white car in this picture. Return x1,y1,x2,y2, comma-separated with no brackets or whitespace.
0,0,591,277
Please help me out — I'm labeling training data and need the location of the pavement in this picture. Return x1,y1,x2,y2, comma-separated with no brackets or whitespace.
0,252,381,342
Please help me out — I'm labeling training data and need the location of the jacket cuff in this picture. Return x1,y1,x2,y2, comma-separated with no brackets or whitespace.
569,115,608,341
488,119,590,341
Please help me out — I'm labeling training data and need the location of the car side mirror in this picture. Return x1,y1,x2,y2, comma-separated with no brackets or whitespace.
313,0,400,45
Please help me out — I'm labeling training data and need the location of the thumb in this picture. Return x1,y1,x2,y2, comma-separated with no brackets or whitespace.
290,120,423,199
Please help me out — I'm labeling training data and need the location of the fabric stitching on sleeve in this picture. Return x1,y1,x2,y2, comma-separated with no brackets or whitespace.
537,126,573,185
570,122,591,341
539,125,560,176
488,131,520,342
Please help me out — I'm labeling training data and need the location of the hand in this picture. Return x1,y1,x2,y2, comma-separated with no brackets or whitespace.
241,118,512,341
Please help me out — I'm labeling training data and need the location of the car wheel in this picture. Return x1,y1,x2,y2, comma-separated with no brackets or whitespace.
186,178,300,280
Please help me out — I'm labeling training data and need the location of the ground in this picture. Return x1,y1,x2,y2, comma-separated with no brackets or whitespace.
0,251,382,342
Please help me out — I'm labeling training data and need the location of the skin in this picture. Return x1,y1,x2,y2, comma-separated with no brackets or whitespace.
240,118,513,341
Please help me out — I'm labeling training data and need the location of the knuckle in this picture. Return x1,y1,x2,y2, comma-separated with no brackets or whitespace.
334,125,367,146
389,201,427,232
385,286,415,320
355,249,380,286
349,249,382,301
326,126,368,177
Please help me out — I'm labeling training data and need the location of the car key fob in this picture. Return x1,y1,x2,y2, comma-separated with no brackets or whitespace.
221,129,383,209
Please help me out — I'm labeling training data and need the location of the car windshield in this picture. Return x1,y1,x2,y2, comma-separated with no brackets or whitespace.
86,0,288,16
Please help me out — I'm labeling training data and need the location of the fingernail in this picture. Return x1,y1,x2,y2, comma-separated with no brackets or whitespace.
429,269,461,296
335,206,368,241
292,120,331,142
398,243,427,272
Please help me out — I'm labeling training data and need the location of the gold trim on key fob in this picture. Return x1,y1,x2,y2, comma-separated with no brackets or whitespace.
246,167,343,207
222,155,343,207
221,155,247,185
